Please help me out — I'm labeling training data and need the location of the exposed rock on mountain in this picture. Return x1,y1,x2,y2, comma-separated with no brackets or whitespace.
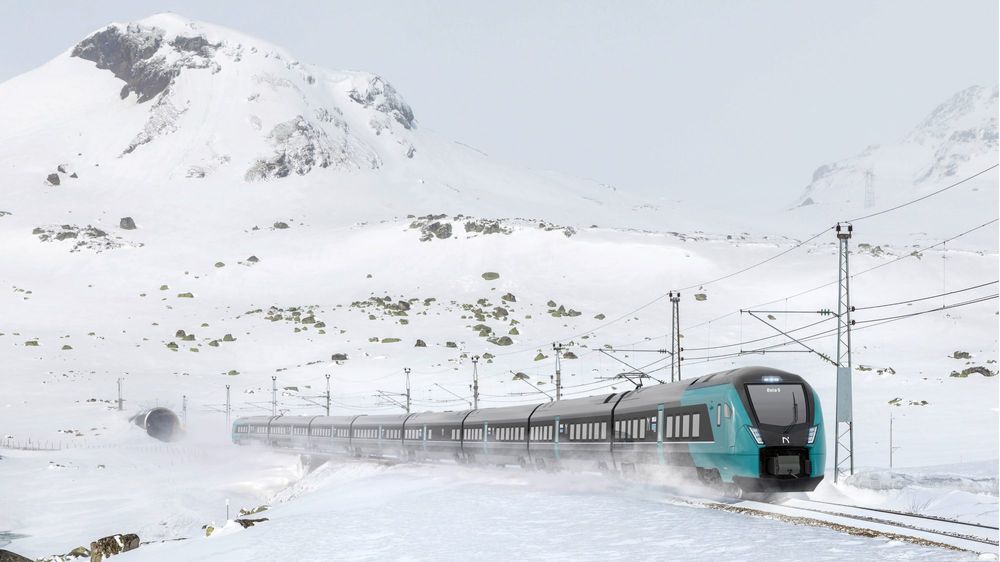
348,75,416,131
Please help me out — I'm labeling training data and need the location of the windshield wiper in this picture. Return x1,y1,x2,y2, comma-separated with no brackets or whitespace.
782,392,799,435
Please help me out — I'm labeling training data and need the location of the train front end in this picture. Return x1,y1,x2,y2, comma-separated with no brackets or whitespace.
687,368,825,493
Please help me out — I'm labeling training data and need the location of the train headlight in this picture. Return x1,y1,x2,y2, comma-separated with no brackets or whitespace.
747,426,764,445
807,426,818,444
761,375,782,383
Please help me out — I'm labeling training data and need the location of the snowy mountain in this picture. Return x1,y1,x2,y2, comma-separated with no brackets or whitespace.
792,85,998,215
0,13,657,229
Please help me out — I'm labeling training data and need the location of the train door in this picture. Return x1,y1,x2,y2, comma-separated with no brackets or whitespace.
656,404,665,465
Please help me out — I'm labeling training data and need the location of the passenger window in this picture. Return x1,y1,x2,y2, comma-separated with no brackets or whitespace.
682,416,690,438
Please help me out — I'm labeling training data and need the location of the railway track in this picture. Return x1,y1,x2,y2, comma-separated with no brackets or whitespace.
710,496,999,554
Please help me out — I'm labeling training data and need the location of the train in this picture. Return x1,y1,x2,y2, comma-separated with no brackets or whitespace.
232,366,825,493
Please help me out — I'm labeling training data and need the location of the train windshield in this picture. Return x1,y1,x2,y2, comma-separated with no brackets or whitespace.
745,384,807,426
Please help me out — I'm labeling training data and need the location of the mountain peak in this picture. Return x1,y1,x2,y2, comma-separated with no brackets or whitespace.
907,84,998,145
0,13,632,227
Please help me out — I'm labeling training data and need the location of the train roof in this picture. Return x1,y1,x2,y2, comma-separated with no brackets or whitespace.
351,413,411,428
685,366,806,389
530,392,626,421
232,367,807,428
465,403,541,424
308,415,362,427
406,410,470,425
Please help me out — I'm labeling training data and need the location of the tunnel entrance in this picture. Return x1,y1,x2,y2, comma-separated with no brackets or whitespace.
131,408,181,442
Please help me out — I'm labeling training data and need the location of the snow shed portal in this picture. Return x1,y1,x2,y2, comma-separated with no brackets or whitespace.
132,407,181,442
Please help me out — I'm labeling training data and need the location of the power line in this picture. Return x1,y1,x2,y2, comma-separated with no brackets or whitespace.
846,164,998,223
677,281,997,358
680,292,998,365
490,227,832,357
854,280,998,311
610,217,998,349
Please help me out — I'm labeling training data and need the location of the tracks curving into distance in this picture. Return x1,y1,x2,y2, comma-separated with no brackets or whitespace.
715,495,1000,553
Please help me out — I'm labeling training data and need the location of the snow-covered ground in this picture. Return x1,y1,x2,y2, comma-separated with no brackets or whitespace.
0,436,984,561
0,12,997,561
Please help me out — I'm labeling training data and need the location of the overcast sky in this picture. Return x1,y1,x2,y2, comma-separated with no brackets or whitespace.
1,1,996,210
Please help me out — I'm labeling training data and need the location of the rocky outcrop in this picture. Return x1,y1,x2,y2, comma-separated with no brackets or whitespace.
245,116,379,180
33,224,138,253
89,533,139,561
121,93,188,155
119,217,136,230
72,24,169,102
0,550,32,562
348,75,415,130
71,24,221,103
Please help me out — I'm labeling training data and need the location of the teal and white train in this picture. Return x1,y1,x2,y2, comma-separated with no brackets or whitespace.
233,366,825,493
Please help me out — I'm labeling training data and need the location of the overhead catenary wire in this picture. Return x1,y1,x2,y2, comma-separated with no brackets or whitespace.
853,280,998,311
494,166,998,359
609,216,998,349
679,293,998,365
674,281,998,358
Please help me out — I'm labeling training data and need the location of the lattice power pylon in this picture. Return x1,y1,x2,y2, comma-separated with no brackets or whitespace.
834,222,855,482
864,170,875,209
669,291,681,382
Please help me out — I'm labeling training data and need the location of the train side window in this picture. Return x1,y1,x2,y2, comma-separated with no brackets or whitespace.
639,421,645,439
682,415,690,438
692,414,700,438
665,416,673,439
